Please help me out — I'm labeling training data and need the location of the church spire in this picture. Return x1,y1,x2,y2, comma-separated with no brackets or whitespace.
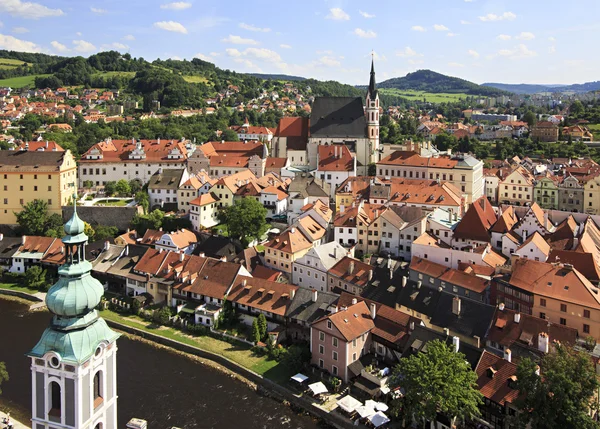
368,53,377,98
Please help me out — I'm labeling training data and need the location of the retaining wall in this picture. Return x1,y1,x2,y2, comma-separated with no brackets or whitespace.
104,319,362,429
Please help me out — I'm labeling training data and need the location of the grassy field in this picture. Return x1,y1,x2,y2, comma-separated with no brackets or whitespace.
379,88,474,103
99,309,291,382
586,123,600,136
92,71,136,79
0,282,40,295
0,74,50,88
182,75,209,84
93,198,132,206
0,58,31,70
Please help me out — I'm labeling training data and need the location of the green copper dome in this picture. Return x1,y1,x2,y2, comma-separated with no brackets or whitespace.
28,198,119,364
46,273,104,317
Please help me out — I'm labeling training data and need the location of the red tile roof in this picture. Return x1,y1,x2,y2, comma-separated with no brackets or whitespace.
453,196,497,242
227,277,297,316
377,151,458,169
317,145,355,172
318,301,375,342
329,256,372,288
475,351,519,406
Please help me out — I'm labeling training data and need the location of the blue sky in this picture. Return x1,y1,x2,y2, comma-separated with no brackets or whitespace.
0,0,598,85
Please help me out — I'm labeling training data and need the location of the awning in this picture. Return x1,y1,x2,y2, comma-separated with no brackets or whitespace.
375,402,389,412
355,405,376,419
308,382,328,395
368,411,390,428
290,373,308,384
336,395,362,413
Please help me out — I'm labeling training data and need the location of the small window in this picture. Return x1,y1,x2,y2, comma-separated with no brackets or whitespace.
319,331,325,341
327,320,332,329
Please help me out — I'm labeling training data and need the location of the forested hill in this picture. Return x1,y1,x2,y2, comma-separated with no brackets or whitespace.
0,49,363,108
248,73,306,81
483,81,600,94
377,69,510,96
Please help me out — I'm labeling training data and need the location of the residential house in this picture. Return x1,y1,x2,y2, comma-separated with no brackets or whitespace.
531,121,559,142
151,229,197,254
189,193,220,231
177,171,213,213
533,174,560,210
0,235,21,270
260,186,288,218
379,206,428,260
328,256,373,295
310,301,375,382
315,145,356,198
514,231,550,262
270,116,309,166
10,236,56,273
286,288,338,341
498,166,535,206
292,242,348,292
148,168,190,210
264,227,313,274
0,150,77,225
558,174,584,213
452,196,498,248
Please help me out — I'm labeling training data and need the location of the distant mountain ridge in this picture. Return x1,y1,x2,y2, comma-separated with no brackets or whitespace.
483,81,600,94
375,69,510,97
247,73,306,81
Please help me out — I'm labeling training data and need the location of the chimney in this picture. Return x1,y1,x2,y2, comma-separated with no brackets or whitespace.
522,230,527,241
499,303,505,311
331,306,338,314
334,145,338,158
242,278,247,287
290,288,295,299
104,240,110,251
351,298,357,305
291,227,296,234
368,269,373,281
452,296,461,316
538,332,549,354
514,312,521,323
0,233,3,241
448,208,453,223
417,280,422,289
370,302,376,320
125,245,129,256
402,276,407,287
198,252,206,257
409,321,415,330
452,336,460,353
220,256,227,262
443,328,450,337
311,289,318,303
179,252,185,262
348,261,355,275
340,205,345,214
504,348,512,363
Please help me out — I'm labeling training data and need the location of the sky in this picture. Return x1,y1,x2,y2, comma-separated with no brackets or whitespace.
0,0,598,86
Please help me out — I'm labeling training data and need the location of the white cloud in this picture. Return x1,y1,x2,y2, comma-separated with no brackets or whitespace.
433,24,449,31
468,49,479,58
548,36,556,42
396,47,422,57
479,12,516,22
497,34,511,40
447,32,458,37
0,33,41,52
0,0,63,19
72,39,96,53
90,7,107,14
448,62,464,67
221,34,259,45
153,21,188,34
497,43,537,59
123,34,135,41
194,53,212,61
354,28,376,38
316,56,341,67
516,32,535,40
460,20,471,25
372,51,387,62
280,44,292,49
239,23,270,32
243,47,282,63
50,40,68,52
411,25,426,32
160,2,192,10
209,52,220,56
12,27,28,33
359,10,375,18
101,42,128,50
548,45,556,54
326,8,350,21
225,48,241,57
408,59,424,65
316,50,333,55
76,32,82,36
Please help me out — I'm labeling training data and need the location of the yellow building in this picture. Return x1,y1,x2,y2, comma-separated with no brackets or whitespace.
583,172,600,215
0,150,77,224
264,227,312,274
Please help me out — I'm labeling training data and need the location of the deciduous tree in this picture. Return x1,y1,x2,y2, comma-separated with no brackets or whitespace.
390,340,482,426
217,197,268,246
0,362,8,395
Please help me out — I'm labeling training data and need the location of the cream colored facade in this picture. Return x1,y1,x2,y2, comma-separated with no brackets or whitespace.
0,150,77,224
584,175,600,215
498,167,534,206
532,295,600,340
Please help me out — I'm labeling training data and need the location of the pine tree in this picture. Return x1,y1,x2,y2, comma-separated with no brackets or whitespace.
257,313,268,341
251,318,261,344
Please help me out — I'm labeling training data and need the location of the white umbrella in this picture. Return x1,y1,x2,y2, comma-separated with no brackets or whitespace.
368,411,390,428
375,402,389,412
336,395,362,413
355,405,376,418
308,381,328,395
365,399,378,409
290,373,308,383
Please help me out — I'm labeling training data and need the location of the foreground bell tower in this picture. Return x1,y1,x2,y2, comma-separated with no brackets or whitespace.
365,55,380,163
28,201,120,429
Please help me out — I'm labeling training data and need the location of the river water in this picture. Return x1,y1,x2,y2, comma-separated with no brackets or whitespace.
0,299,320,429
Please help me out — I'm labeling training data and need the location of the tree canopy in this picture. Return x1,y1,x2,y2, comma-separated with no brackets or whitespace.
514,345,600,429
217,198,268,246
15,200,64,236
390,340,482,426
0,362,8,395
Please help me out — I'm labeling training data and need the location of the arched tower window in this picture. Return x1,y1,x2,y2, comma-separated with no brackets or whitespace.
94,423,103,429
49,381,61,418
93,371,104,409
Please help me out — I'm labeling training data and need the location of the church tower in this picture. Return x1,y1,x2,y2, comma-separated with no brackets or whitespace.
365,56,380,163
28,201,120,429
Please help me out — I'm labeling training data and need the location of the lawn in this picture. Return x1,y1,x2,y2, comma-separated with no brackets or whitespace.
99,310,291,382
379,88,474,103
0,74,50,88
0,58,31,70
586,123,600,136
93,198,132,206
92,71,136,79
182,75,209,84
0,282,40,295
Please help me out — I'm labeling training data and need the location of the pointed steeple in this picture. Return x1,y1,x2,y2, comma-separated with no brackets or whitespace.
368,55,377,99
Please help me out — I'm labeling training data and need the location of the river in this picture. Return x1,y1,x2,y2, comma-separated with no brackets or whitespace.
0,299,320,429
